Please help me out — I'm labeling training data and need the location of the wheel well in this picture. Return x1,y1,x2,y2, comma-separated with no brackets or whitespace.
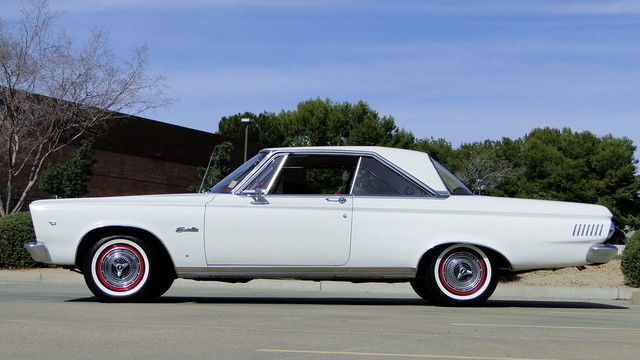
415,243,512,278
75,226,176,278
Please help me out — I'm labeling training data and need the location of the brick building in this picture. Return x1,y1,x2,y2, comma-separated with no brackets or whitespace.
11,114,258,205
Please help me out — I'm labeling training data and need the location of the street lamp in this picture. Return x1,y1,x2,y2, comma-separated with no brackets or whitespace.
240,118,255,162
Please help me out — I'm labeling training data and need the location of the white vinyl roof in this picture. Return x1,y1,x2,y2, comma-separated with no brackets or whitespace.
262,146,448,193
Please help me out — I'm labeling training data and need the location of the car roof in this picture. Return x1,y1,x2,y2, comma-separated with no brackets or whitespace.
261,146,448,193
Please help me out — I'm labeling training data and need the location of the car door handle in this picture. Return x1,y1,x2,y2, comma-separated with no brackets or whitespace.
325,197,346,204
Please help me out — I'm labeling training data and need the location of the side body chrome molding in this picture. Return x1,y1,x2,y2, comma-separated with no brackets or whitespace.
175,266,416,281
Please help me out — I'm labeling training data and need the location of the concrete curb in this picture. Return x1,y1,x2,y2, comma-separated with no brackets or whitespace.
1,269,637,301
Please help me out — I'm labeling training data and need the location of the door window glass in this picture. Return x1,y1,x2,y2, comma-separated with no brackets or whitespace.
270,154,359,195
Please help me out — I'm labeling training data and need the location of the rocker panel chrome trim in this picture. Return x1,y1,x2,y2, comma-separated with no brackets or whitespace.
176,266,416,280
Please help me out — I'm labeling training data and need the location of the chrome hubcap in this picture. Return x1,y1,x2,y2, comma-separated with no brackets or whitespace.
441,251,484,294
99,247,141,289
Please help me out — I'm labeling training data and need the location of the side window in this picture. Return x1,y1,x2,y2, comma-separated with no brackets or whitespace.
270,154,359,195
242,155,285,193
352,157,429,197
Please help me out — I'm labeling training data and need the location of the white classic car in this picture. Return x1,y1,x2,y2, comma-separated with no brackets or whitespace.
25,146,618,305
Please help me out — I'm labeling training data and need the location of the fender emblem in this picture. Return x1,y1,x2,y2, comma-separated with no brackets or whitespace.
176,227,199,233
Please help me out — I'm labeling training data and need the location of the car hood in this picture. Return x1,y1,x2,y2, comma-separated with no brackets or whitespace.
29,193,216,209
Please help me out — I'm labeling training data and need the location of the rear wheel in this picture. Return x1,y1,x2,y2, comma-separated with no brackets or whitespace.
82,236,171,302
423,244,497,306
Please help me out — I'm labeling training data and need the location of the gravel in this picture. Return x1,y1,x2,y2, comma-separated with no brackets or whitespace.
510,259,629,288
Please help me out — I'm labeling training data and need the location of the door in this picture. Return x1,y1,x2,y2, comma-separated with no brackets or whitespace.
204,153,359,266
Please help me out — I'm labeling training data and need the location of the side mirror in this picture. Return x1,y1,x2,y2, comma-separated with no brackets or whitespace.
250,186,269,205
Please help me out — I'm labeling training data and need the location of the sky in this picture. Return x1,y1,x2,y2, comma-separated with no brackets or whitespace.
2,0,639,155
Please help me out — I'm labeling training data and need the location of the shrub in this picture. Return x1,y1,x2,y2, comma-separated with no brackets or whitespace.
621,231,640,287
0,212,38,268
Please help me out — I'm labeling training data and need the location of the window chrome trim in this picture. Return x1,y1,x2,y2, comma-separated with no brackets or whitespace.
233,149,445,198
264,153,288,194
233,150,275,194
248,193,354,199
348,156,362,194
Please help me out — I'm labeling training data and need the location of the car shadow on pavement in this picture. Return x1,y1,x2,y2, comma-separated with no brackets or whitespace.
67,296,628,309
68,296,425,306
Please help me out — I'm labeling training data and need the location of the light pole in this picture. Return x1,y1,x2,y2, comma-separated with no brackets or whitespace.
240,118,255,162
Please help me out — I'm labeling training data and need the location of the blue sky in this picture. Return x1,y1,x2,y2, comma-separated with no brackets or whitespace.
3,1,640,156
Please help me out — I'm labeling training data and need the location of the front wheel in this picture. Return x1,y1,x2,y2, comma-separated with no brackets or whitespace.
422,244,498,306
410,278,433,303
82,236,169,302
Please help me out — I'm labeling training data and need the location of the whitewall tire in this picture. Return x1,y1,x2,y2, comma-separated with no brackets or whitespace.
83,236,168,301
423,244,498,306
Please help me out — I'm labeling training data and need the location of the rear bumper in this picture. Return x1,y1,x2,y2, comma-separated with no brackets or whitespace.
586,244,618,264
23,242,52,263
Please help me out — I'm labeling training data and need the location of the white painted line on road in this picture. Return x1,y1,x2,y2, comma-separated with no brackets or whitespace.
257,349,554,360
451,323,640,332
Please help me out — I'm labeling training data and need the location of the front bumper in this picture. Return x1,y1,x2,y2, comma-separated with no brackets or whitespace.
23,242,52,263
586,244,618,264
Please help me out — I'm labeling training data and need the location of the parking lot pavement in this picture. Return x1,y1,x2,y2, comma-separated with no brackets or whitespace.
1,282,639,360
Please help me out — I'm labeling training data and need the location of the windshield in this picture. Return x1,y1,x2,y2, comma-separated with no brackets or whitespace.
431,159,473,195
208,152,268,193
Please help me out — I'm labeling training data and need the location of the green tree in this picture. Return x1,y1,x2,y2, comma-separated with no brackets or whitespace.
412,138,454,167
39,141,96,198
217,112,288,148
217,98,410,148
495,128,640,229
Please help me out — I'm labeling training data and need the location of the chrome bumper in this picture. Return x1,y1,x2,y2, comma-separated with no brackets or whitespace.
23,242,51,263
586,244,618,264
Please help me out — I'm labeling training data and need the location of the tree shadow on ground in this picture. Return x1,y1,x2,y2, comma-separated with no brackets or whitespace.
67,296,628,309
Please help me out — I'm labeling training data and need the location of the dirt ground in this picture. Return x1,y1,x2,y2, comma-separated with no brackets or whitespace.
509,259,629,288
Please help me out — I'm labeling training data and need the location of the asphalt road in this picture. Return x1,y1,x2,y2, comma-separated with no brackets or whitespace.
1,282,638,360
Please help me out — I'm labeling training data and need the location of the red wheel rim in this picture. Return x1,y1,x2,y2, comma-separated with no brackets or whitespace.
438,248,487,296
95,244,145,291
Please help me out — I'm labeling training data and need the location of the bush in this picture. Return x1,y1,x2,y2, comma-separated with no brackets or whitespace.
621,231,640,287
0,212,38,268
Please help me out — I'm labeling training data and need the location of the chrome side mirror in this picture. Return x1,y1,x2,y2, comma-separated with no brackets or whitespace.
250,186,269,205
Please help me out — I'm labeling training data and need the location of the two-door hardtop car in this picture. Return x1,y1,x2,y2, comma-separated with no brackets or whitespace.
25,146,618,305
